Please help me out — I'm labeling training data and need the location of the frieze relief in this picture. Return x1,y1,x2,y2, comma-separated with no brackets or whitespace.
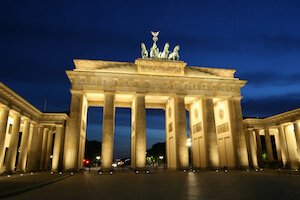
72,76,241,95
135,58,186,76
138,64,183,75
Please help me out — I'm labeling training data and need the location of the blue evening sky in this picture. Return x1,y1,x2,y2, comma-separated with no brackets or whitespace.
1,0,300,157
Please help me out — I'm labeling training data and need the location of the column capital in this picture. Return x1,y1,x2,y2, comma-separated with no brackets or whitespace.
272,124,281,129
0,104,10,111
21,116,31,122
280,122,292,127
294,119,300,124
198,96,214,100
38,124,44,129
253,129,261,133
276,124,286,135
70,90,84,95
31,121,38,126
104,91,115,95
55,124,64,128
10,110,21,117
44,127,49,132
133,92,145,97
174,94,186,98
229,96,243,101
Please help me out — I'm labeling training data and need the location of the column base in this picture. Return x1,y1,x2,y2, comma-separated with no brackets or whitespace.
133,167,150,174
15,170,27,174
98,168,114,174
1,170,16,175
179,167,191,173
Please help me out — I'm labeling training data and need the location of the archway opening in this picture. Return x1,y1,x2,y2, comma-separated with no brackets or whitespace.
114,107,131,170
85,107,103,170
146,109,166,170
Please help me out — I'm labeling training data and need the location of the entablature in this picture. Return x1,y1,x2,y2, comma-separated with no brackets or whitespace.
243,108,300,128
0,82,68,124
66,70,245,97
0,82,41,121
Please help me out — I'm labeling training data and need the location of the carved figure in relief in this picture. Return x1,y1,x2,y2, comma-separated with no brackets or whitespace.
159,43,170,59
141,43,148,58
168,45,180,60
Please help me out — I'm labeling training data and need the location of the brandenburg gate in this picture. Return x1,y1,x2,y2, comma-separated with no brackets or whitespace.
63,32,249,171
2,33,300,174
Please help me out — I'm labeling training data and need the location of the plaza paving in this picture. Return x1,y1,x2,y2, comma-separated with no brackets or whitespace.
0,172,70,198
1,169,300,200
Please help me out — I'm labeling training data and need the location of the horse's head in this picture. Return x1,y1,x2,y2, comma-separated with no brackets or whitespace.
141,43,146,50
164,43,170,51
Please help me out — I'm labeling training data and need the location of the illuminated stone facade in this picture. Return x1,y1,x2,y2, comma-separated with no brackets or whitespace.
244,109,300,169
0,83,68,173
64,58,249,171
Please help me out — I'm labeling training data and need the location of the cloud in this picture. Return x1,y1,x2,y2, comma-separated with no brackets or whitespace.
246,33,300,52
239,71,300,86
242,92,300,118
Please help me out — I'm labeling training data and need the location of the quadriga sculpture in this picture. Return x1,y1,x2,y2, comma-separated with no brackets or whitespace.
168,45,180,60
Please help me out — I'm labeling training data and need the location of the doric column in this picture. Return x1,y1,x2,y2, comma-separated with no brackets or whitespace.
247,129,258,168
293,121,300,164
45,131,54,170
0,105,9,170
101,93,115,170
131,93,146,169
274,131,282,163
228,98,249,168
52,125,65,171
37,126,45,169
278,125,290,168
40,128,49,170
5,111,21,173
264,127,274,161
244,128,252,167
254,129,263,167
202,98,219,169
26,123,42,171
174,96,189,169
17,118,31,172
63,91,87,171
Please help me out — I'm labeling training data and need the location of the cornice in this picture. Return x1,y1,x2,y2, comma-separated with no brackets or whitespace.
70,59,242,81
243,108,300,128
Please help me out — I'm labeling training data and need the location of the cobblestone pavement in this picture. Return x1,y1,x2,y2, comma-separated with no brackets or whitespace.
3,170,300,200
